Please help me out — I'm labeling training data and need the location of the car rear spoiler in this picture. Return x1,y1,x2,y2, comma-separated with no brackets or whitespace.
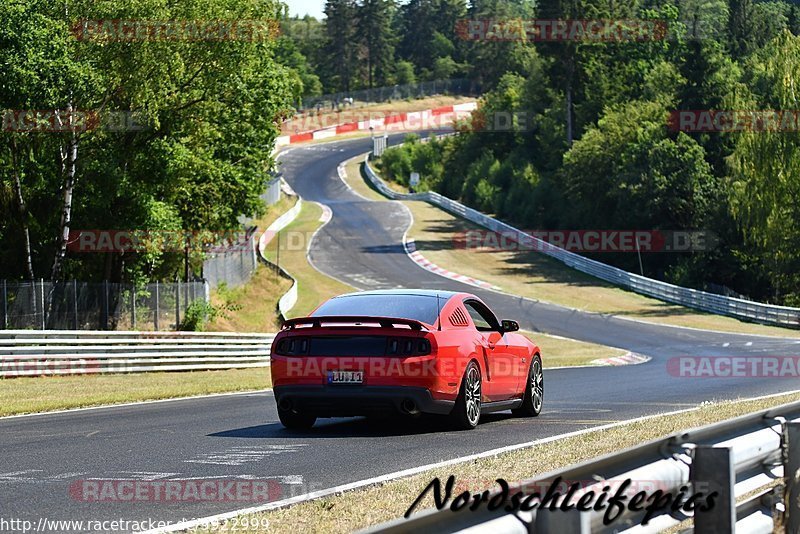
282,316,429,331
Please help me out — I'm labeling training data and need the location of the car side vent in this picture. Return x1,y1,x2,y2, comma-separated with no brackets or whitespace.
449,307,470,327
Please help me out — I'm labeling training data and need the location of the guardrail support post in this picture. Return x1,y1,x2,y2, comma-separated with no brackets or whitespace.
692,446,734,533
785,422,800,533
535,507,590,533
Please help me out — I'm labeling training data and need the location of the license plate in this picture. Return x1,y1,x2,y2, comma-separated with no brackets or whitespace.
328,371,364,384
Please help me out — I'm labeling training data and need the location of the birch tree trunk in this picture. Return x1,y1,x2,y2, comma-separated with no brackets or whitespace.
10,141,35,281
51,104,78,282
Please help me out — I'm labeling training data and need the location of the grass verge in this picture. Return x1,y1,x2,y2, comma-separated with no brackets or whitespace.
262,201,354,317
210,390,800,533
531,331,627,367
347,156,800,338
0,368,272,417
342,155,632,368
208,194,296,333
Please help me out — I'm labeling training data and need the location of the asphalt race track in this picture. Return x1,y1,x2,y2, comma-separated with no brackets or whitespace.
2,134,800,532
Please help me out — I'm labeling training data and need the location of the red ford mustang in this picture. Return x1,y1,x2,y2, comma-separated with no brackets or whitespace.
270,289,543,430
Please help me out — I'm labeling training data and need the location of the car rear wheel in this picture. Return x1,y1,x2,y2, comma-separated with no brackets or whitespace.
512,354,543,417
277,407,317,430
450,361,482,430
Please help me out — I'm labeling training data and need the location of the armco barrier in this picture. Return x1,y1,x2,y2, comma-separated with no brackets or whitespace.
364,156,800,328
276,102,478,147
0,330,274,377
256,180,302,320
370,399,800,533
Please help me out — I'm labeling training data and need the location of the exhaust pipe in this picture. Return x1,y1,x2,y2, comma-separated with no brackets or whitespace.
278,398,293,411
401,399,420,415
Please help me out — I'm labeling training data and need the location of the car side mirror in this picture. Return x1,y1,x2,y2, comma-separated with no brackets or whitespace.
501,319,519,333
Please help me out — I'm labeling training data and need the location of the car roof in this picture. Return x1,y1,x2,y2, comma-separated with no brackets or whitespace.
330,289,470,300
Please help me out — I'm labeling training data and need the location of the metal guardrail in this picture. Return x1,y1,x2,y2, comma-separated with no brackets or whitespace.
256,182,303,321
364,156,800,328
0,330,274,377
369,399,800,533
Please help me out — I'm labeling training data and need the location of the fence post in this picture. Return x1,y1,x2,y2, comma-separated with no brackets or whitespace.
251,234,257,272
1,279,7,330
154,281,160,331
39,278,45,330
102,280,109,330
692,446,734,533
72,280,78,330
175,280,181,328
785,422,800,533
131,286,136,330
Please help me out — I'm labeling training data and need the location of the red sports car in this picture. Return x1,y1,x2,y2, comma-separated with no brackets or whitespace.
270,290,543,430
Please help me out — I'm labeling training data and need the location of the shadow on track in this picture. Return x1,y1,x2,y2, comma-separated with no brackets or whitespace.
209,413,516,439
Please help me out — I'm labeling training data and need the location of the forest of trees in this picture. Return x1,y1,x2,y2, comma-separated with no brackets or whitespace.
2,0,800,307
0,0,299,286
371,0,800,306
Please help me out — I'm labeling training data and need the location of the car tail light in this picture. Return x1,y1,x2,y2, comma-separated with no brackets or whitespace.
386,337,431,356
274,337,309,355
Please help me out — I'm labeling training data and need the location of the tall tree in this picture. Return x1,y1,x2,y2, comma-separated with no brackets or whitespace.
357,0,397,89
728,31,800,303
728,0,756,58
322,0,358,92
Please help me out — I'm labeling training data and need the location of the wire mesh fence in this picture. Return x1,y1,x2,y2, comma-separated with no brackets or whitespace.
0,279,208,331
202,232,259,290
263,175,281,206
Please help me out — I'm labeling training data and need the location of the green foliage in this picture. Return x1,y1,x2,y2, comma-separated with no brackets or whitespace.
0,0,298,284
728,31,800,303
179,298,241,332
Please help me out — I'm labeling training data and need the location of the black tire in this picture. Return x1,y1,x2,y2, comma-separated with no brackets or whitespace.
277,408,316,430
450,361,482,430
512,354,543,417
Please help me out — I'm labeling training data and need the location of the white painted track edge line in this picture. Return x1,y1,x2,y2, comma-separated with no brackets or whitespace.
139,387,800,534
304,200,360,292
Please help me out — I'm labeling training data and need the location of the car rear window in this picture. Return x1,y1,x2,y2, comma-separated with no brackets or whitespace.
311,294,442,325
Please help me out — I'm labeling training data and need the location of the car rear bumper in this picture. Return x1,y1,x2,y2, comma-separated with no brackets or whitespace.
273,385,455,417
